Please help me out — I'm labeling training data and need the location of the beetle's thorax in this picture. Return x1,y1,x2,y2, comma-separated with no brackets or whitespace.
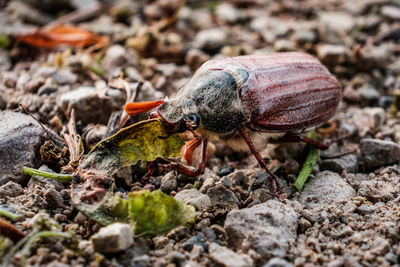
159,68,250,135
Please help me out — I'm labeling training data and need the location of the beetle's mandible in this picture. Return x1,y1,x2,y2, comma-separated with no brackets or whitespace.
125,52,342,193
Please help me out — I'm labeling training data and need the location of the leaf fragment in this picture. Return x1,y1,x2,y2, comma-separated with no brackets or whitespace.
17,24,105,48
79,119,184,174
128,190,196,236
294,131,319,191
75,190,195,237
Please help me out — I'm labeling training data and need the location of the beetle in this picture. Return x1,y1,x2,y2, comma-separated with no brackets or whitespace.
124,52,342,193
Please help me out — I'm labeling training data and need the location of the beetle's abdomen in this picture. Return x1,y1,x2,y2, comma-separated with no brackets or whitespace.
202,52,341,132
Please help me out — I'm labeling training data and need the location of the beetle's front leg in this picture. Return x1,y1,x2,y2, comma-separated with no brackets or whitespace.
165,138,208,177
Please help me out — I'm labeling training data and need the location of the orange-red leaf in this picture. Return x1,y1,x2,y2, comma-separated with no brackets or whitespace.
17,24,104,48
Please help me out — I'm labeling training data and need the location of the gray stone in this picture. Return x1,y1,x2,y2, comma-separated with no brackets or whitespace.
174,189,211,211
91,223,133,253
327,255,362,267
274,39,296,52
103,45,129,69
0,50,11,72
52,69,77,85
320,154,358,173
199,177,215,194
358,179,396,202
194,28,227,51
319,12,355,33
57,86,124,124
215,3,240,24
0,181,24,198
371,237,390,255
0,111,45,185
381,6,400,21
225,200,299,263
298,171,356,209
293,28,317,44
317,44,346,66
44,188,64,208
16,72,30,91
356,43,395,69
359,84,380,102
360,139,400,168
209,243,254,267
160,171,177,194
263,257,294,267
207,184,240,214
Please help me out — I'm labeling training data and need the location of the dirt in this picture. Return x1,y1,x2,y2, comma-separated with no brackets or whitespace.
0,0,400,266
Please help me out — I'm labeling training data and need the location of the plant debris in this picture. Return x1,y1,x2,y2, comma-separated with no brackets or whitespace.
17,24,106,49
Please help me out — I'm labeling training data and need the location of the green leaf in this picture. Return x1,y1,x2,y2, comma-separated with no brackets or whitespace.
79,119,185,174
294,131,319,191
128,190,195,236
74,194,129,226
75,190,195,237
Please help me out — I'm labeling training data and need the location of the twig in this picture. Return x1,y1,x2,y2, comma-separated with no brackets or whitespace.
23,167,73,183
0,207,21,221
19,103,65,145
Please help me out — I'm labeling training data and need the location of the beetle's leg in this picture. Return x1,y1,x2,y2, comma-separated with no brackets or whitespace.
238,126,281,194
164,138,208,177
268,133,329,150
181,136,202,165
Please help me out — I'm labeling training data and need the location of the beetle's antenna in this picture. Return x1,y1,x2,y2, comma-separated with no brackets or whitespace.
124,100,164,115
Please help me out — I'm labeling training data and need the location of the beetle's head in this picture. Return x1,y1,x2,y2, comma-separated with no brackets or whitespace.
124,98,201,134
156,98,201,133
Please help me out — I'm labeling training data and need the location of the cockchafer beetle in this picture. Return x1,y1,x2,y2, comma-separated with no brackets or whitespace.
125,52,342,193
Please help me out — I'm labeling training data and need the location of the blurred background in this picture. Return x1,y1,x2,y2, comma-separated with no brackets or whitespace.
0,0,399,126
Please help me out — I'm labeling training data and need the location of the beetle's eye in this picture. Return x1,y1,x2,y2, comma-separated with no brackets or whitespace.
183,114,201,130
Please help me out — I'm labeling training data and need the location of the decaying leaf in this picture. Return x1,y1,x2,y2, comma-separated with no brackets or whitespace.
74,190,195,236
24,119,190,236
79,119,184,174
128,190,195,236
17,24,105,48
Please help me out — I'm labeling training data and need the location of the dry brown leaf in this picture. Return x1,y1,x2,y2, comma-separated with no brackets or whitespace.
17,24,106,49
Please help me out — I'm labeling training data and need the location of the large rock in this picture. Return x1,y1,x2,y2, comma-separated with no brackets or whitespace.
0,111,45,185
224,200,299,263
298,171,356,209
360,139,400,168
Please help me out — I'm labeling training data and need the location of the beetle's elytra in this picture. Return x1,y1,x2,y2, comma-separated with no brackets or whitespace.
125,52,342,192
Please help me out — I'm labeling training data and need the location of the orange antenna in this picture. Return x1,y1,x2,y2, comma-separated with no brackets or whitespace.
124,100,165,115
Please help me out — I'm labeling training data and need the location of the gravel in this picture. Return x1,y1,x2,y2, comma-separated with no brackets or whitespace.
91,223,134,254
